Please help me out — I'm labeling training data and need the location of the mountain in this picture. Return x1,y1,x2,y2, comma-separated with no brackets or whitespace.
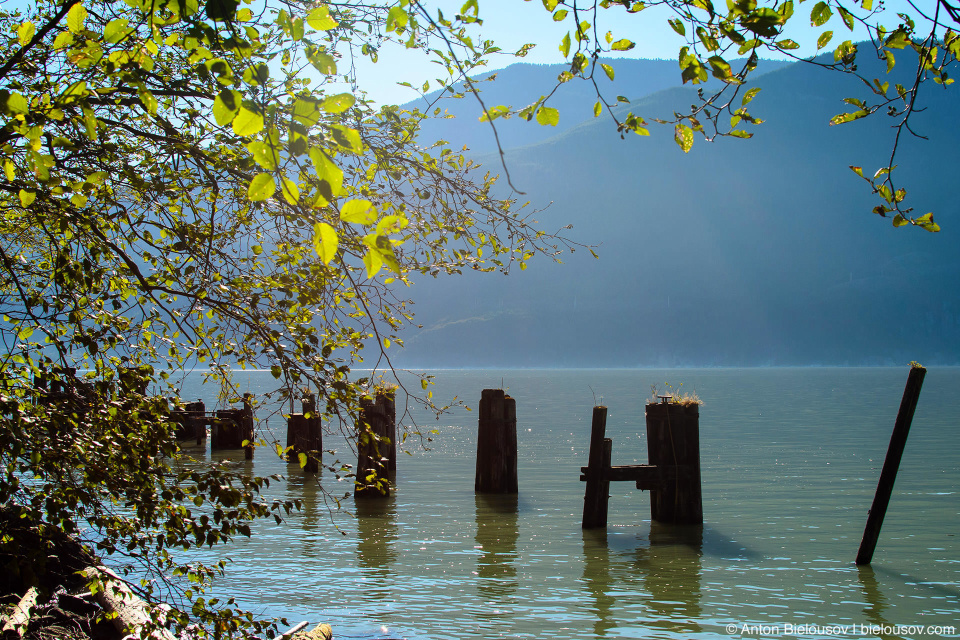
406,58,791,155
391,52,960,367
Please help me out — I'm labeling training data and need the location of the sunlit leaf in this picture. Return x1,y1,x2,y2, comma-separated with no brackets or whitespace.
340,199,377,224
536,106,559,126
233,107,264,136
674,123,694,152
313,222,338,264
247,173,275,201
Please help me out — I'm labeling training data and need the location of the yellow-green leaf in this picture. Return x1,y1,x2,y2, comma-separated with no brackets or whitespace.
308,148,344,197
4,160,15,181
233,107,264,136
915,213,940,232
247,173,275,201
18,189,35,207
213,89,242,126
386,6,408,32
610,38,635,51
320,93,355,114
559,32,571,57
536,106,559,126
330,125,363,153
363,249,383,278
340,199,377,224
674,123,694,152
67,3,87,33
17,21,35,46
103,18,130,44
7,93,28,114
306,6,338,30
601,63,615,80
280,177,299,205
313,222,338,264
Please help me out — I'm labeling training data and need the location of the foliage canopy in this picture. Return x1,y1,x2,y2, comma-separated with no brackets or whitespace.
0,0,565,636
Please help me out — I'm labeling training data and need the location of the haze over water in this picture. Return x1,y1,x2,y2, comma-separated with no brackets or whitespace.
178,367,960,639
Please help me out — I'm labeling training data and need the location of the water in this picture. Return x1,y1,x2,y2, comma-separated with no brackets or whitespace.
173,368,960,639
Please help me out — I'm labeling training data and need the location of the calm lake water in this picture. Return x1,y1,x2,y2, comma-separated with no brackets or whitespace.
174,368,960,640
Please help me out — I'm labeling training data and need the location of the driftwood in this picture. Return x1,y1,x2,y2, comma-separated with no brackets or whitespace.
81,566,176,640
1,586,37,639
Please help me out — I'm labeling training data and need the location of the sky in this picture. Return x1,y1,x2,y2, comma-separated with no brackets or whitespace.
345,0,924,106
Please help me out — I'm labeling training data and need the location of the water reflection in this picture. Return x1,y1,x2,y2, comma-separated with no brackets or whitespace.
285,470,322,554
636,522,704,636
356,496,398,575
474,494,519,599
857,566,907,640
581,529,617,638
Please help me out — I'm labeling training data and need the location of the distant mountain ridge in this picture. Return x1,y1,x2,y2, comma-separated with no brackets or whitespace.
392,52,960,367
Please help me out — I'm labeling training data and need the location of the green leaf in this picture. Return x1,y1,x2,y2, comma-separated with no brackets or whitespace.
387,6,408,32
601,63,614,80
741,86,761,106
340,199,377,224
884,50,895,73
309,148,344,198
542,0,559,10
279,177,299,205
849,165,864,178
810,1,831,27
320,93,355,114
915,213,940,232
535,106,559,126
674,123,694,152
892,213,908,227
233,107,264,136
559,32,571,57
138,86,158,115
247,173,276,201
213,89,242,126
837,6,855,31
313,222,338,264
247,140,279,170
668,18,685,36
17,21,35,46
308,50,337,75
728,129,752,138
776,39,800,50
330,125,363,153
593,101,601,117
817,30,833,50
363,248,383,278
103,18,130,44
6,92,28,114
829,110,867,125
610,38,635,51
67,4,87,33
553,9,567,21
306,6,338,30
18,189,35,207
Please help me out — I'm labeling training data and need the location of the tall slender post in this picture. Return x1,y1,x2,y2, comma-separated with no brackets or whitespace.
856,365,926,565
356,396,391,498
582,406,610,529
475,389,518,494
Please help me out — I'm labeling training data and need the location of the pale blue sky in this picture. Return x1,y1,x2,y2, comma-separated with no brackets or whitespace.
347,0,925,106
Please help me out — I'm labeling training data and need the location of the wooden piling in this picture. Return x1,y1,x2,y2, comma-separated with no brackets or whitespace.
856,365,926,565
475,389,518,494
645,401,702,525
287,394,322,472
210,394,255,457
355,392,395,498
582,406,611,529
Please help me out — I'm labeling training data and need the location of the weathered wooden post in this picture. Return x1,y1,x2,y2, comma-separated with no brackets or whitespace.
856,365,926,565
173,400,206,443
645,398,702,524
210,395,255,458
475,389,518,494
242,393,254,460
355,392,394,498
582,406,612,528
286,394,322,472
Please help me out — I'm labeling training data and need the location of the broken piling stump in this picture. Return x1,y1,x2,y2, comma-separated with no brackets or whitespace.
475,389,518,494
580,398,703,527
287,394,322,472
645,399,703,525
211,394,255,458
355,391,396,498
